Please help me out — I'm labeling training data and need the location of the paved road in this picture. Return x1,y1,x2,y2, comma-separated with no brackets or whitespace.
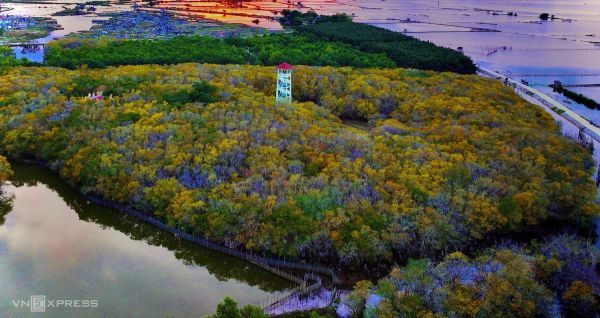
477,66,600,143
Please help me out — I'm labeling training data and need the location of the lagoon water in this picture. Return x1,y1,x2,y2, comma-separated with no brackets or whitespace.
0,163,290,317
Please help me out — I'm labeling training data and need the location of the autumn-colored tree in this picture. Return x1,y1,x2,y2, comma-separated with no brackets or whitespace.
340,236,598,317
562,281,599,317
0,156,12,183
0,63,596,266
207,297,267,318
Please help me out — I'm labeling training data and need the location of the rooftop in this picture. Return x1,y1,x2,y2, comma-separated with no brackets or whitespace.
276,62,293,70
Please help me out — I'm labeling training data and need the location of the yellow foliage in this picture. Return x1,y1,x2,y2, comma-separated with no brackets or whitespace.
0,156,12,183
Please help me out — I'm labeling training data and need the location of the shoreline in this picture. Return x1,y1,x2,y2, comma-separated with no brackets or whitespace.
9,158,339,307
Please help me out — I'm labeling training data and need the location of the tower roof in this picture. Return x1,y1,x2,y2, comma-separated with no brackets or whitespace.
276,62,294,70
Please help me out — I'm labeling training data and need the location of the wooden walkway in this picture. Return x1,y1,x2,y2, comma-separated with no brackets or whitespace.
82,194,338,314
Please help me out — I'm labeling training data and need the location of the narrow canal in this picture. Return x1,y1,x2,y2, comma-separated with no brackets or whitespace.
0,162,291,317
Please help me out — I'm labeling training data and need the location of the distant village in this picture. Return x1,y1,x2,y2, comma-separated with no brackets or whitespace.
0,15,60,43
0,16,40,32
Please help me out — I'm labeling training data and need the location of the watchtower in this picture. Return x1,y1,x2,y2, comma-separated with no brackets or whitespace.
276,62,293,104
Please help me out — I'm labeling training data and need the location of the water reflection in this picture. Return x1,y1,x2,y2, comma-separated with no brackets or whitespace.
14,44,44,63
0,162,290,317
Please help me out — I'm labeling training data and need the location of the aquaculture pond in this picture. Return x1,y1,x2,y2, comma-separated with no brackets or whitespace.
0,162,291,317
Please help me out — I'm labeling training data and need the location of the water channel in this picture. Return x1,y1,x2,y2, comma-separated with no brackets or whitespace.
0,162,291,317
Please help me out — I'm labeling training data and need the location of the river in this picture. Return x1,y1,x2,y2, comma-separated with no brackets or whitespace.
0,162,291,317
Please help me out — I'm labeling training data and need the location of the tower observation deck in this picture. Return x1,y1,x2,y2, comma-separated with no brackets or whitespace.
276,62,293,104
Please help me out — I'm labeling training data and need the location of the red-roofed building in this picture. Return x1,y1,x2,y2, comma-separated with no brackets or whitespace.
276,62,294,70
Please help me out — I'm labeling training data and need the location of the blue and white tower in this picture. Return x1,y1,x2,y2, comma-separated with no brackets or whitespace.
276,62,293,104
